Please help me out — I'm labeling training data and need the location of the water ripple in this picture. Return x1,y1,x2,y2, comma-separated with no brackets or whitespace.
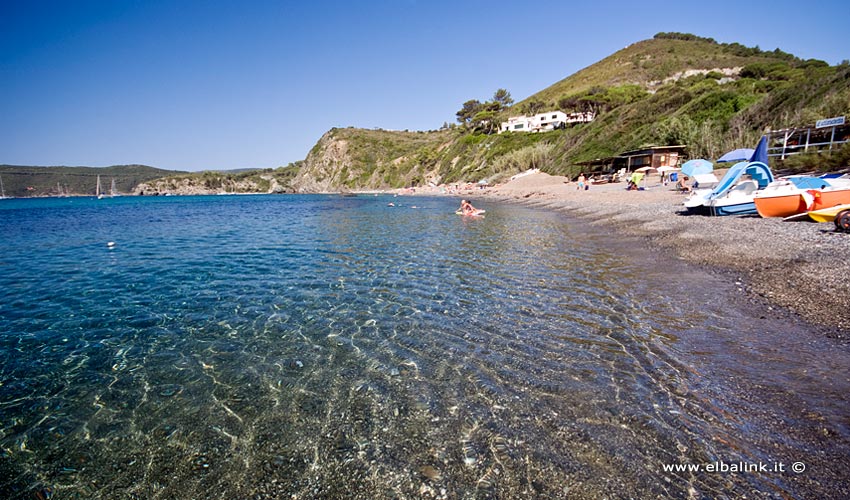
0,195,848,498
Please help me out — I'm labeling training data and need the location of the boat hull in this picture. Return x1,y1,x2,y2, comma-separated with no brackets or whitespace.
755,186,850,218
815,188,850,210
682,189,713,214
808,203,850,223
754,193,809,218
710,201,757,216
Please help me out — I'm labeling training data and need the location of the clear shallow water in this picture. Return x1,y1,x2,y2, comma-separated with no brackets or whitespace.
0,195,848,499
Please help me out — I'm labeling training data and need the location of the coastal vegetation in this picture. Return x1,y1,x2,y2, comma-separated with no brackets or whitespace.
455,88,515,134
134,163,301,195
780,143,850,173
4,34,848,195
290,34,849,191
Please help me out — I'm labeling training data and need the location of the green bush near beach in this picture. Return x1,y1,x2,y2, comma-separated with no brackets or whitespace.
777,143,850,173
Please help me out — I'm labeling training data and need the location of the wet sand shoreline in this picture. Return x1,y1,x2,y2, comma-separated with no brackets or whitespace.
409,172,850,337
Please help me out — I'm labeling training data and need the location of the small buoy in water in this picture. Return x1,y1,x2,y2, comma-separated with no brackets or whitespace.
107,241,116,248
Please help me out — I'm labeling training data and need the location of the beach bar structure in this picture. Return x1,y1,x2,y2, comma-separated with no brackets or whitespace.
575,145,687,175
766,116,849,160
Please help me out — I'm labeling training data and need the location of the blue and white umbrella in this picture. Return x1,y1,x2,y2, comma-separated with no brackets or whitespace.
681,159,714,177
718,135,768,163
717,148,754,163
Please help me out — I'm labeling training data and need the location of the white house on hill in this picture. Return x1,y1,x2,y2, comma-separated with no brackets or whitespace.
499,110,595,133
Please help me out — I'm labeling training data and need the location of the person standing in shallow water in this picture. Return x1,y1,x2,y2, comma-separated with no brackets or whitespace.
577,172,586,191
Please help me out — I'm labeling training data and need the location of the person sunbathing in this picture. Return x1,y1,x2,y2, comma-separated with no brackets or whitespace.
678,176,691,193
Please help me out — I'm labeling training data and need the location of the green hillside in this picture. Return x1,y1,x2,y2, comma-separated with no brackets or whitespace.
518,34,801,108
25,34,846,196
292,33,850,191
0,164,184,198
512,33,849,166
291,128,454,191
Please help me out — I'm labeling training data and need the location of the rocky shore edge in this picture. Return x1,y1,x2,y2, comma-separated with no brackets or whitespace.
446,172,849,338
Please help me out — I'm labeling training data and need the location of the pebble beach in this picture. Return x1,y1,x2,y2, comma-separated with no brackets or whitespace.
455,171,850,337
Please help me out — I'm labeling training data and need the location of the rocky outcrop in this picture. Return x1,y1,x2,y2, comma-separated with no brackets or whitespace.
290,127,456,193
290,130,355,193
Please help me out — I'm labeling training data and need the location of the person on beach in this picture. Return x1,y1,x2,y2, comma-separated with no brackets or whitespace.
678,175,691,193
577,173,586,191
459,199,478,215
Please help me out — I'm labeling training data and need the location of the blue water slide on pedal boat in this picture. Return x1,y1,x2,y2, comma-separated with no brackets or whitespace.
706,161,774,216
683,161,775,216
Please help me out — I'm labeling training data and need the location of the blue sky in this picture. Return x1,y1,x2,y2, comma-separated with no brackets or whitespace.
1,0,847,171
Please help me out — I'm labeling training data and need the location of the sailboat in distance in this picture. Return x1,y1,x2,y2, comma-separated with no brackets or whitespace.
0,174,8,199
96,175,104,199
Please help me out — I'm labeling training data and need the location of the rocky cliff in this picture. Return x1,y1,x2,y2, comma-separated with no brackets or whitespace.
290,130,356,192
291,127,454,192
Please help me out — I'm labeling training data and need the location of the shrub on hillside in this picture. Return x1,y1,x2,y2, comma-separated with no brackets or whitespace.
778,144,850,173
740,62,795,80
653,32,717,44
488,143,555,180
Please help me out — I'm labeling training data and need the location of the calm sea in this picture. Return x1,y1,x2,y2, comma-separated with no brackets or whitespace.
0,194,848,499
